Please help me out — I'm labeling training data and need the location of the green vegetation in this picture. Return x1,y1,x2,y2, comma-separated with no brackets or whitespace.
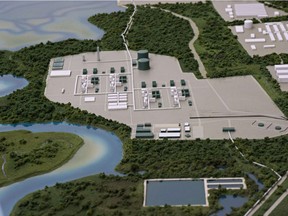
155,2,288,119
0,130,83,186
260,15,288,23
260,0,288,12
12,135,288,216
127,6,199,76
0,40,131,140
254,177,288,216
235,137,288,176
12,174,141,216
156,2,257,78
89,6,200,77
116,138,279,187
88,9,133,50
270,195,288,216
2,2,288,216
12,174,212,216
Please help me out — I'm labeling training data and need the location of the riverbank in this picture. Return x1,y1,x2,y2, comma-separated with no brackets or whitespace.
0,123,123,216
0,130,83,187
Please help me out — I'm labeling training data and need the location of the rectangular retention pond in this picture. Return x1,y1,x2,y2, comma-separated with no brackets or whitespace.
144,179,207,207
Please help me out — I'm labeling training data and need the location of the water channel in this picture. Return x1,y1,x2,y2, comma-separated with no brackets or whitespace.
0,75,28,97
0,122,123,216
0,1,124,51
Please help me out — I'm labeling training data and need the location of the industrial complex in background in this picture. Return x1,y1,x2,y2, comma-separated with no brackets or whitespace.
45,48,288,140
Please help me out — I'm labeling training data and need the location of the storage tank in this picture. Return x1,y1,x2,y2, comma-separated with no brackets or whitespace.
137,50,149,59
244,20,253,29
138,58,150,70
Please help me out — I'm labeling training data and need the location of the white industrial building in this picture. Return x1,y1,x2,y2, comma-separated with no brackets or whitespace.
274,64,288,83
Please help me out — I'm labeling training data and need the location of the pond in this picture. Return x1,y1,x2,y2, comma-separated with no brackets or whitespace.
212,195,248,216
0,1,125,50
0,75,28,97
0,122,123,216
248,173,265,190
144,179,207,207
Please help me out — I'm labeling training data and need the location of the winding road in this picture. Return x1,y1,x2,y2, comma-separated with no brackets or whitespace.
159,8,208,78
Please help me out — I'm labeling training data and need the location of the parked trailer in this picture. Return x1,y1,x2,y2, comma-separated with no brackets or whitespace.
276,69,288,76
275,64,288,70
167,128,181,132
278,75,288,82
245,38,266,43
184,126,191,132
159,132,181,138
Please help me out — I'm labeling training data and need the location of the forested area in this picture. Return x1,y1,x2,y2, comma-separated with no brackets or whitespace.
117,138,279,189
156,1,288,120
235,136,288,175
12,135,287,216
260,0,288,12
88,8,133,50
156,1,258,78
0,130,83,186
0,39,131,140
127,6,199,76
89,6,200,77
1,2,288,215
13,174,251,216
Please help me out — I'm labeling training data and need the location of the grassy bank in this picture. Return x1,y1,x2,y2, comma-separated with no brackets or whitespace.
270,195,288,216
0,130,83,186
254,176,288,216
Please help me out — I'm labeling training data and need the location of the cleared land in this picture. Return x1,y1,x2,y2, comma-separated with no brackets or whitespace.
0,130,83,186
212,0,287,22
45,51,288,140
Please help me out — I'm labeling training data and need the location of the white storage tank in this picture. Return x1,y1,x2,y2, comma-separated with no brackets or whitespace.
244,20,253,29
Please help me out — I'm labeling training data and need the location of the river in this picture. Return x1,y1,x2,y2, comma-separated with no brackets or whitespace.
0,75,28,97
0,1,124,51
0,122,123,216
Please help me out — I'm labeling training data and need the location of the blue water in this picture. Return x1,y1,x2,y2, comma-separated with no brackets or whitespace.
248,173,265,190
145,180,207,206
0,122,123,216
0,1,125,51
207,184,244,189
212,195,248,216
0,75,28,97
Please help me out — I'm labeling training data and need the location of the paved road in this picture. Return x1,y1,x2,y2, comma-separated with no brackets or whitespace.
159,8,208,78
247,172,288,216
264,190,288,216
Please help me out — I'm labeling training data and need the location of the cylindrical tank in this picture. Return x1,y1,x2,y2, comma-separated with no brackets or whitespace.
244,20,253,29
137,50,149,59
138,58,150,70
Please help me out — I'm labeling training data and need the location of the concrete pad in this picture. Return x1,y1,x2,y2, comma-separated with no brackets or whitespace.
234,3,267,17
230,21,288,56
45,50,288,140
213,0,287,21
193,126,204,139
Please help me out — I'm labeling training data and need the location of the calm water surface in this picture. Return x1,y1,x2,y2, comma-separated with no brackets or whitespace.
0,1,124,50
0,122,123,216
0,75,28,97
212,195,248,216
